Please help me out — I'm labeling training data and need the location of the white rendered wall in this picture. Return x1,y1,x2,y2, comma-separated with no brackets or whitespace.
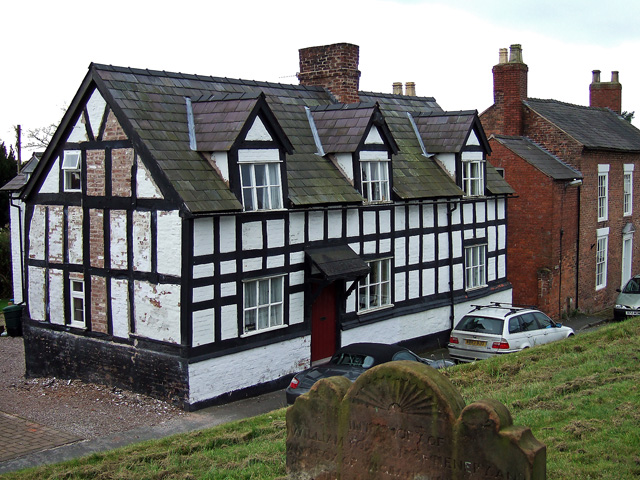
28,205,46,261
39,157,59,193
188,335,310,404
156,210,181,276
136,159,163,199
133,280,181,343
48,269,64,325
28,266,46,321
9,198,24,303
111,278,130,338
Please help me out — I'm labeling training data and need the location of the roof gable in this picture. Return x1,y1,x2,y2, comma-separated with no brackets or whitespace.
414,111,490,154
310,103,398,154
525,98,640,152
493,135,583,181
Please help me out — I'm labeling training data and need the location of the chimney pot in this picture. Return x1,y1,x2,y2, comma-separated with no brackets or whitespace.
498,48,508,64
612,71,619,83
592,70,601,83
509,44,523,63
405,82,416,96
393,82,403,95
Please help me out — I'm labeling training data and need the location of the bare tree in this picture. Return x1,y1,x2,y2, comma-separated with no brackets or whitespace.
23,123,57,150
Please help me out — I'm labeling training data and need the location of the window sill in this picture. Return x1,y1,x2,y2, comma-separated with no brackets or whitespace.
357,303,394,316
241,323,287,338
465,284,488,292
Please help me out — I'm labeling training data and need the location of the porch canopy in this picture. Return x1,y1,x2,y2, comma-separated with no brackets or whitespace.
306,245,370,282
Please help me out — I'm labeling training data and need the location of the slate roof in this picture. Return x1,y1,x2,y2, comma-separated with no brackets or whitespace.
311,103,378,153
414,111,478,153
525,99,640,152
192,93,261,151
27,64,512,214
1,153,41,192
493,135,583,181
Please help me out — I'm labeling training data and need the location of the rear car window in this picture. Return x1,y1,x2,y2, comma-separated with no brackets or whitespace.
454,316,504,335
332,353,373,367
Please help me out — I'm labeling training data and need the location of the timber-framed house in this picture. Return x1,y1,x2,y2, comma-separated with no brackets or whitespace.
14,43,513,409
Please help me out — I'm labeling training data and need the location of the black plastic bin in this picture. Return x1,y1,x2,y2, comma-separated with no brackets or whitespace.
3,305,23,337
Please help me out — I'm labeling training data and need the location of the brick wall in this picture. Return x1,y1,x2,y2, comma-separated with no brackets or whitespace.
23,322,190,408
489,141,579,319
90,209,105,268
103,110,128,141
298,43,361,104
489,62,528,136
112,148,134,196
91,275,108,334
87,149,106,196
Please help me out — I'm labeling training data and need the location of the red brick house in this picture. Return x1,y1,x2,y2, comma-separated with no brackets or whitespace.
481,44,640,318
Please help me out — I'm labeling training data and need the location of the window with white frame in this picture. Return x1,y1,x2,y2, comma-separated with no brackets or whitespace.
624,164,634,216
243,275,284,334
462,159,485,196
595,228,609,290
238,149,283,211
465,244,487,290
358,258,391,312
360,151,390,203
62,150,81,192
70,279,85,327
597,165,609,221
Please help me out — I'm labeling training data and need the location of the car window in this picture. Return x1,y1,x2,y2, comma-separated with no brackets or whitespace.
392,351,417,362
508,317,522,334
332,353,369,367
533,312,554,329
455,316,504,335
519,313,538,331
622,278,640,293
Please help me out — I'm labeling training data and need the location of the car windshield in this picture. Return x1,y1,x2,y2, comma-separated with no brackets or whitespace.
622,278,640,294
331,353,374,368
455,315,504,335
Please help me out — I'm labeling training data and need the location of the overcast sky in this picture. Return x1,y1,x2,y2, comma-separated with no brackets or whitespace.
2,0,640,158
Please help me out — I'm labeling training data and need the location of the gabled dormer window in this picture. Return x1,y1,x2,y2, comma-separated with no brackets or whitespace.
238,148,283,211
62,150,81,192
360,151,390,203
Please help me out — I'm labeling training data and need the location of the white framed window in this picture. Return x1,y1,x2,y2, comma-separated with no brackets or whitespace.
238,149,283,211
62,150,81,192
359,151,390,203
243,275,284,334
358,258,392,312
69,279,85,327
596,228,609,290
597,165,609,222
462,159,485,196
624,164,634,216
465,244,487,290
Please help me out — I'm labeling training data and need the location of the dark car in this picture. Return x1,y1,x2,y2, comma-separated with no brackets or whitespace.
285,342,453,404
614,275,640,320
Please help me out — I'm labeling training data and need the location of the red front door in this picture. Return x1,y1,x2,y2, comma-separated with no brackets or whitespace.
311,284,337,363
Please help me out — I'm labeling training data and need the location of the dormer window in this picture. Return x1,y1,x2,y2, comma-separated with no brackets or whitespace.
62,150,81,192
360,151,390,203
461,153,485,197
238,149,283,211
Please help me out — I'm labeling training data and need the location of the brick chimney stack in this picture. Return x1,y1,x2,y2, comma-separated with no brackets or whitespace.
491,44,528,136
589,70,622,114
298,43,361,104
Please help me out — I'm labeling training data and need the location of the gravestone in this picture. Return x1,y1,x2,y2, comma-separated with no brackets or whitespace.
286,361,546,480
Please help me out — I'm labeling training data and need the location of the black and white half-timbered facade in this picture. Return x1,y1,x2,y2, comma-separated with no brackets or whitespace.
16,43,513,409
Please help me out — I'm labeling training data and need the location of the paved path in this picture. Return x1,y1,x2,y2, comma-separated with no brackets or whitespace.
0,411,80,462
0,389,287,474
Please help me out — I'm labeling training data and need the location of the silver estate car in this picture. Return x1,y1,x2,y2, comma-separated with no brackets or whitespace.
448,303,574,363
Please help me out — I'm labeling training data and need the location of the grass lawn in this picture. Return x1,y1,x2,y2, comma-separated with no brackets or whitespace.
3,318,639,480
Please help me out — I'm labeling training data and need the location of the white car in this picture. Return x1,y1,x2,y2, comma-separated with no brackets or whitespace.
448,303,575,363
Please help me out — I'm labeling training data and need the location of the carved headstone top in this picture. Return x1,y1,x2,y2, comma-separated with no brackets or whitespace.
286,361,546,480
